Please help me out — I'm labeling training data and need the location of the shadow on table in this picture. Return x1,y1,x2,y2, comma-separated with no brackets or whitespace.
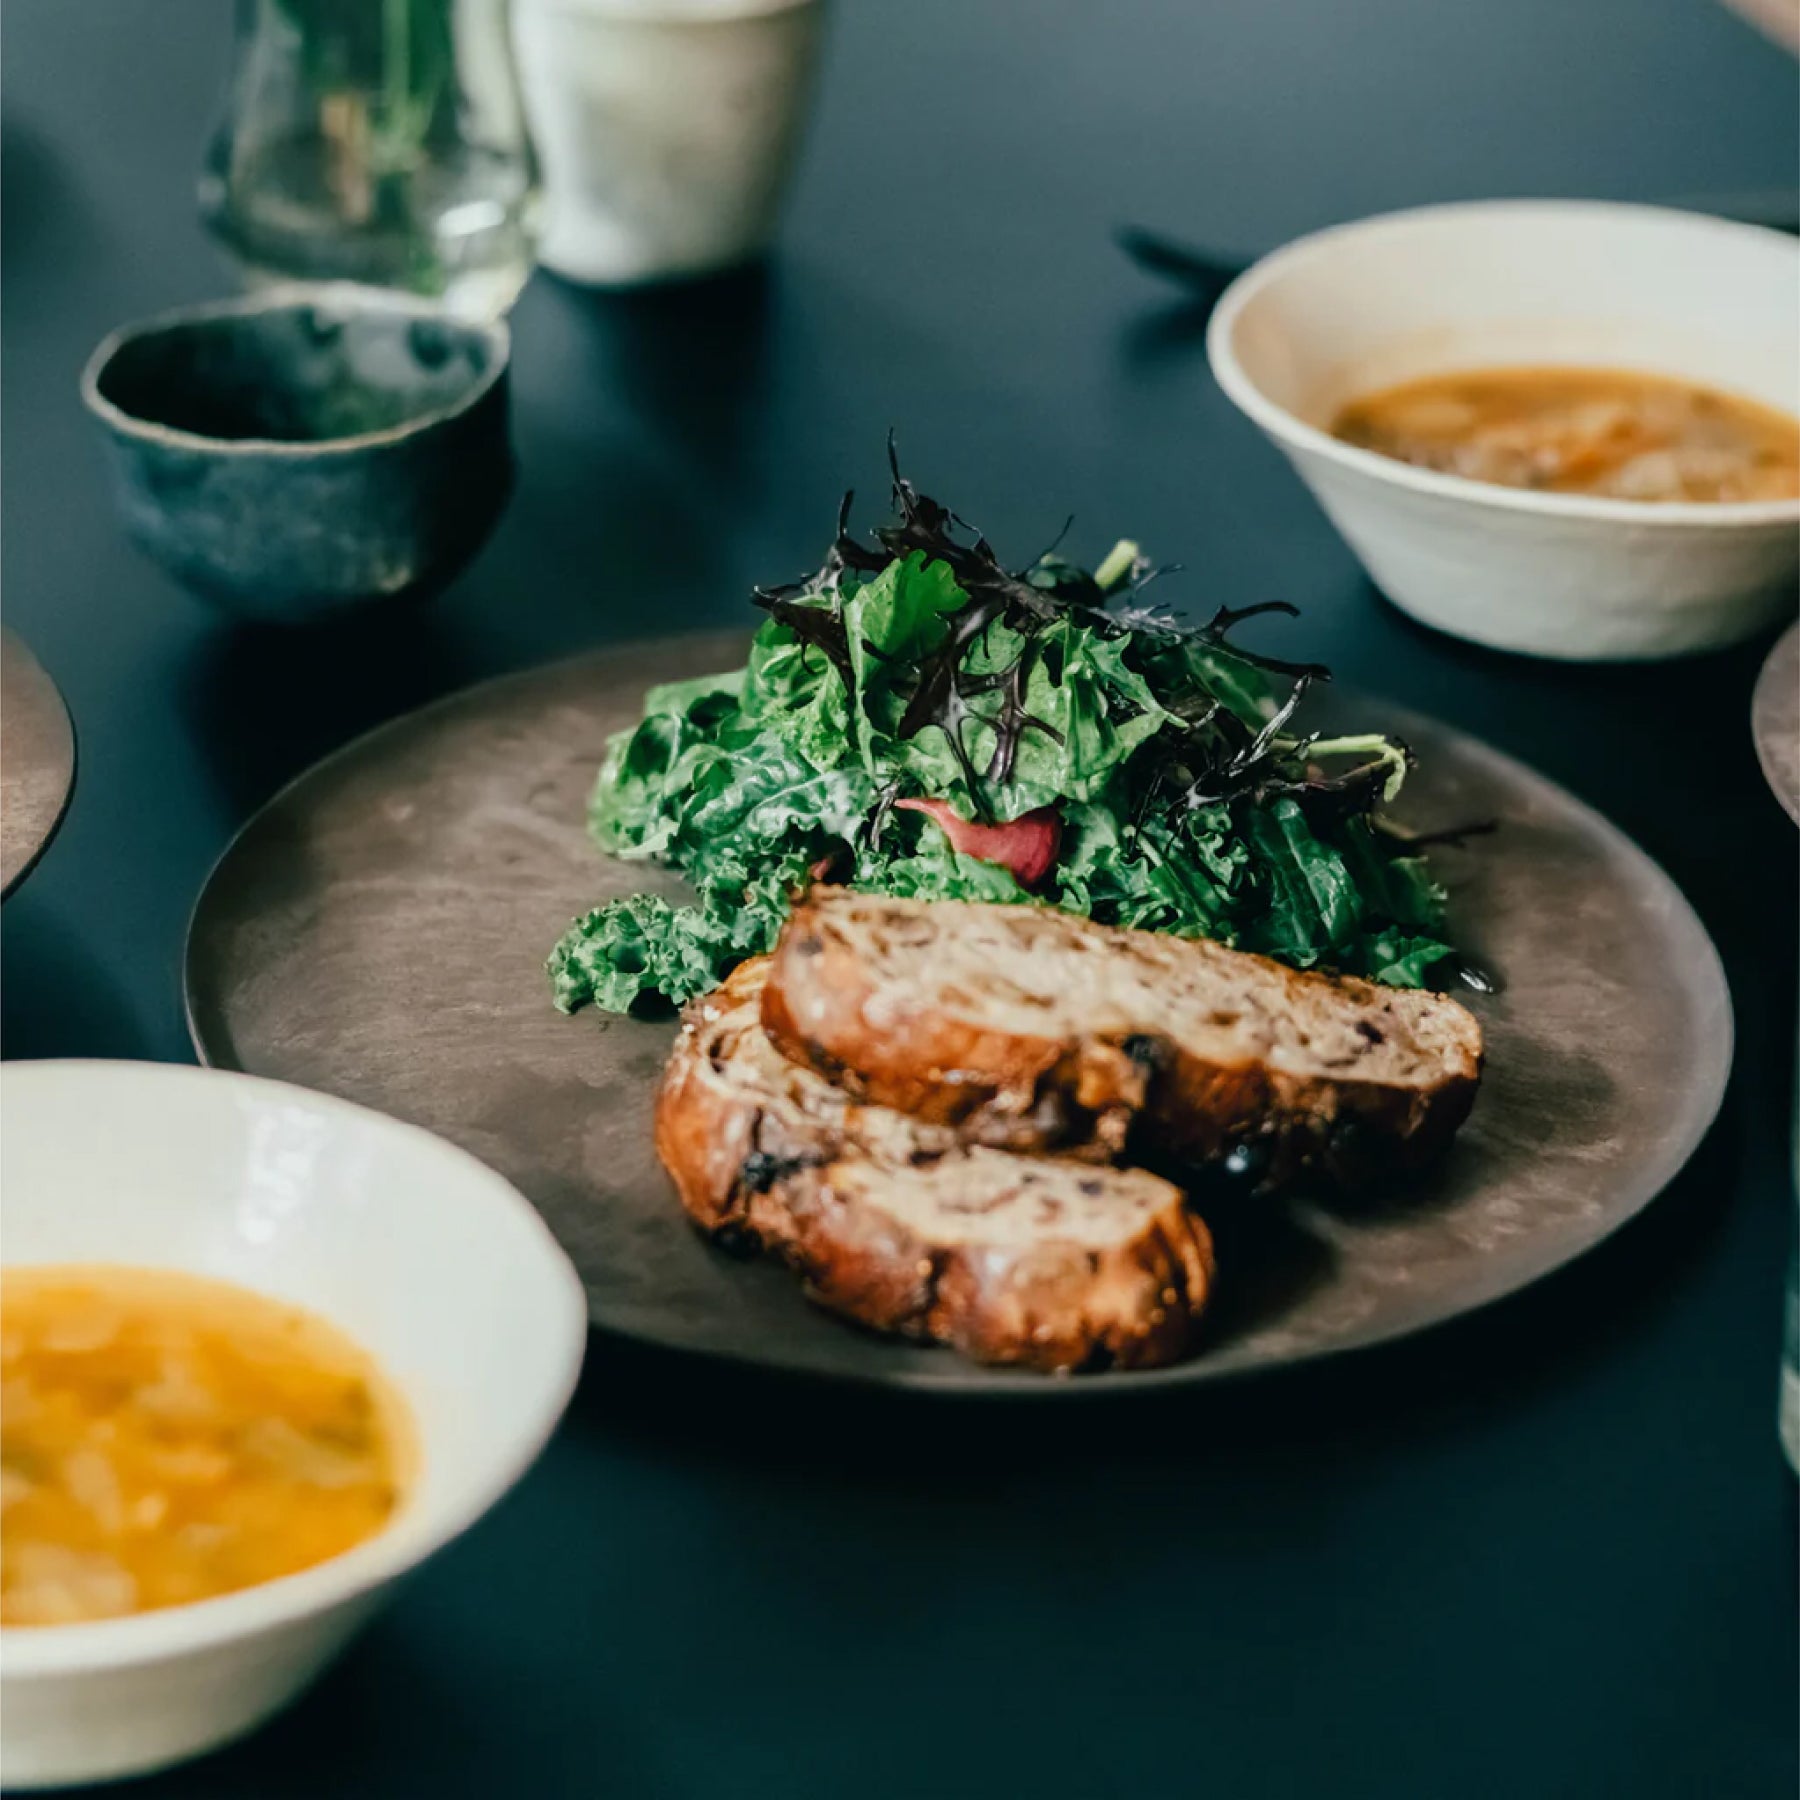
565,1088,1747,1486
1117,296,1218,376
0,114,96,281
175,598,488,824
118,1617,476,1800
536,260,777,491
0,892,156,1061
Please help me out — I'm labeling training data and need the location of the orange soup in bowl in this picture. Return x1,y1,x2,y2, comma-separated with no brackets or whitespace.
1331,365,1800,504
0,1267,413,1627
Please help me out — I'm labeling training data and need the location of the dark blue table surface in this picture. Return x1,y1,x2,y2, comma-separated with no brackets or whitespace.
4,3,1797,1795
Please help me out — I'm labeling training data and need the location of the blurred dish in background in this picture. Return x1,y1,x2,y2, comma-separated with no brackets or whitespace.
1207,201,1800,661
0,630,76,898
200,0,540,319
1753,622,1800,1475
81,287,513,625
1716,0,1800,51
1752,622,1799,824
514,0,826,286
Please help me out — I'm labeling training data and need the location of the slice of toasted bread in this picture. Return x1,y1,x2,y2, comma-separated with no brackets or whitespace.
656,958,1214,1372
655,957,961,1236
762,890,1484,1192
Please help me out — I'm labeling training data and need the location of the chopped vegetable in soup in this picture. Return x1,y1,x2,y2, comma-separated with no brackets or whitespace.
0,1267,411,1626
1331,365,1800,503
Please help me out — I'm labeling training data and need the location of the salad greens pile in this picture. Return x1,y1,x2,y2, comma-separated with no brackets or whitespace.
550,455,1455,1016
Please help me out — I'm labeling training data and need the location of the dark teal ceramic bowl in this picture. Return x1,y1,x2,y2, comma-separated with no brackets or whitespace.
81,287,512,624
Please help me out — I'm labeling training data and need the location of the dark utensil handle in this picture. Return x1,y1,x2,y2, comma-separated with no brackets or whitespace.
1115,225,1246,313
1119,194,1800,315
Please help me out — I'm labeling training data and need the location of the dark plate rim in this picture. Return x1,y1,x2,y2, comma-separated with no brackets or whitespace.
1,628,79,900
182,637,1736,1398
1751,621,1800,825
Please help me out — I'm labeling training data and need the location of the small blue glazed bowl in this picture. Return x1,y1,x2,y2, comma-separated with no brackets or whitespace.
81,286,513,624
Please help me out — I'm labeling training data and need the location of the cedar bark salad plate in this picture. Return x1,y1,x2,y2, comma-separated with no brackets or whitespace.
184,630,1731,1394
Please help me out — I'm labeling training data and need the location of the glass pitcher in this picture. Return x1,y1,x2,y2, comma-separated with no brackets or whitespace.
200,0,539,318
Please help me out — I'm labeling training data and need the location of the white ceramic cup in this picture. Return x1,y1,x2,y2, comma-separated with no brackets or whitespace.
513,0,826,285
0,1061,588,1789
1207,201,1800,660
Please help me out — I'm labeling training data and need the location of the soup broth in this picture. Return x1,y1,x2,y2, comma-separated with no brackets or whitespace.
1,1266,412,1627
1331,365,1800,504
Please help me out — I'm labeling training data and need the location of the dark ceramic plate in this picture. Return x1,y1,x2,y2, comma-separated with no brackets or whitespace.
1752,623,1799,825
1,629,76,897
185,634,1732,1393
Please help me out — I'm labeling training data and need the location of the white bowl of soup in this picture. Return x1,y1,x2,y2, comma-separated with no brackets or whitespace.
1207,201,1800,659
0,1061,587,1789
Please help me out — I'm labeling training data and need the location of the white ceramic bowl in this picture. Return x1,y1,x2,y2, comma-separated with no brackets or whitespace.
0,1061,588,1790
514,0,826,285
1207,200,1800,659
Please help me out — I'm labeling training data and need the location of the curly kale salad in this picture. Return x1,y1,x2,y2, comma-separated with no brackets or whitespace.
550,457,1459,1017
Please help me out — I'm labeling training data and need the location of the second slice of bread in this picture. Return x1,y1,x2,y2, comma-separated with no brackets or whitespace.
656,958,1215,1371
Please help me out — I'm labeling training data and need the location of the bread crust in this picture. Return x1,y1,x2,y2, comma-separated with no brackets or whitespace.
779,1161,1215,1372
653,960,833,1239
654,959,1215,1372
762,890,1483,1193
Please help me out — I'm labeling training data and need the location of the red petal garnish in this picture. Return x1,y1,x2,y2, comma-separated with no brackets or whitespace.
895,798,1062,890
